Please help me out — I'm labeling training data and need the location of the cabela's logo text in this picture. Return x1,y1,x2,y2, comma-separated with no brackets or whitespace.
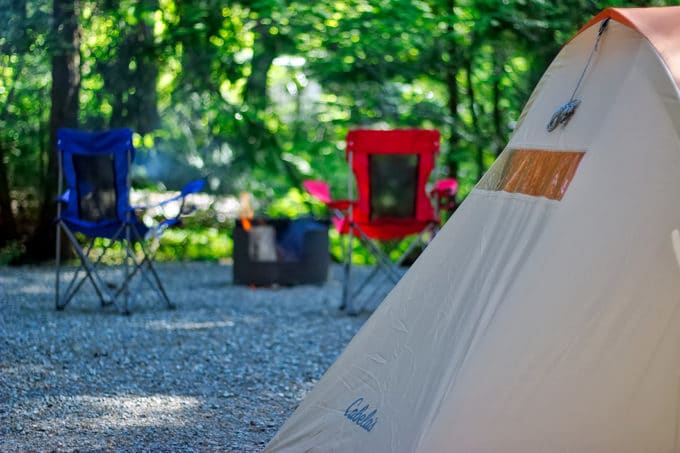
344,397,378,432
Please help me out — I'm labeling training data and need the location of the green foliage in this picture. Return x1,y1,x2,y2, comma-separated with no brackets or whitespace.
85,226,232,263
0,241,25,265
1,0,677,262
0,1,51,192
264,188,311,218
155,227,232,262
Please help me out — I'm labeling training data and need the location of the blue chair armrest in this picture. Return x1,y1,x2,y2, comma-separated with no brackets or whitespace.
55,189,71,203
181,179,206,196
129,179,205,212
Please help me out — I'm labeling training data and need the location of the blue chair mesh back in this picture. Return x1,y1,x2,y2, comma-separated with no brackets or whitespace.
368,154,419,220
72,153,118,222
58,128,134,226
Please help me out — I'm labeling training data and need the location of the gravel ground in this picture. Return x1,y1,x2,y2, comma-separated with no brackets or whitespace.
0,262,378,452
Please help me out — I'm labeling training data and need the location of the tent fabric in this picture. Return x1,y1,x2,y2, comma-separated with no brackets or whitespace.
265,8,680,452
578,7,680,92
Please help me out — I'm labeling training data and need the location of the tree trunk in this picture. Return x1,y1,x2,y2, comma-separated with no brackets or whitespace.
107,0,160,134
464,52,484,181
242,18,302,189
0,65,23,247
24,0,80,262
492,49,505,156
244,20,276,112
0,142,17,247
444,0,460,181
0,0,27,248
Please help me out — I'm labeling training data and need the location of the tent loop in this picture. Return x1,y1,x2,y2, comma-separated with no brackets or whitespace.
547,18,610,132
546,99,581,132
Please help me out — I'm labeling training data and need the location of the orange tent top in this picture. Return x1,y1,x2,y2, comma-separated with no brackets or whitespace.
578,7,680,91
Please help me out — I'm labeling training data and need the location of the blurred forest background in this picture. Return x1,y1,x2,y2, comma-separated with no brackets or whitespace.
0,0,672,263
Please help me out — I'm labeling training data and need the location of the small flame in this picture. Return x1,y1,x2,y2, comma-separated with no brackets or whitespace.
239,192,254,231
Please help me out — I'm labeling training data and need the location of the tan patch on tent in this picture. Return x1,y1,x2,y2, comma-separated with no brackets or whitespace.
480,149,584,200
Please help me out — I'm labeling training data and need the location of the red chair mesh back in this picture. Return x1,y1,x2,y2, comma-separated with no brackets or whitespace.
369,153,419,220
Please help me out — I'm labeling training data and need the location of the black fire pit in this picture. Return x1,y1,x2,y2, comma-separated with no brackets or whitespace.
232,217,330,286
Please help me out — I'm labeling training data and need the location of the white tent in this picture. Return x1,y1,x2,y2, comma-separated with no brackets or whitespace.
265,7,680,452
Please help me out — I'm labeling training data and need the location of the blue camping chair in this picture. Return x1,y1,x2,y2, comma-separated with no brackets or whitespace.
55,128,205,314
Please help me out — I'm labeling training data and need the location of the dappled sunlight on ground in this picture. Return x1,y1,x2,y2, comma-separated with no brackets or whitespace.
68,394,202,428
146,319,236,331
0,262,379,451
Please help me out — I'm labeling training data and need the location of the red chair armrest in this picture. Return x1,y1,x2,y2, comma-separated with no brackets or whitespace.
303,180,332,204
431,178,458,197
304,180,356,211
327,200,354,211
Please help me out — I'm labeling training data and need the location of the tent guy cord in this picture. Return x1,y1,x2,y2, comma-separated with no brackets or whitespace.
547,18,610,132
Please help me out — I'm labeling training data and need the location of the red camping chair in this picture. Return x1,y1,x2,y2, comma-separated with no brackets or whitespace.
304,129,457,314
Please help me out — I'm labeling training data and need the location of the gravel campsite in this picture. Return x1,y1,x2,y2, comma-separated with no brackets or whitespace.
0,262,370,451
